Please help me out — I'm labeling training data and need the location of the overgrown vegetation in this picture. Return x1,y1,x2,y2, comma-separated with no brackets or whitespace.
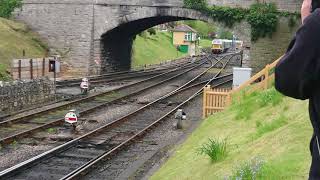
0,0,22,18
229,157,265,180
233,88,284,120
183,0,299,41
197,138,228,162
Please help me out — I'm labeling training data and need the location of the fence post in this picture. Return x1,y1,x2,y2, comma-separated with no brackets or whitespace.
264,64,270,89
18,60,21,80
226,91,232,106
203,86,209,119
42,58,45,76
30,59,33,79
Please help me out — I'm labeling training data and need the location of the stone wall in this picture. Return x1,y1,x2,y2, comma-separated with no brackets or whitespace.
250,17,300,72
0,78,55,114
14,3,94,76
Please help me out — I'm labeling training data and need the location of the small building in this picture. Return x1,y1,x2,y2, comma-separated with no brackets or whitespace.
172,24,198,56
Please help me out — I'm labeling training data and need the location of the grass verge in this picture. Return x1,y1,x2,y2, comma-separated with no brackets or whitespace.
151,87,312,179
0,17,47,80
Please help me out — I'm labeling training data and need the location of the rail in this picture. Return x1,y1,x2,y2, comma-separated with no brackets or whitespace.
202,57,281,118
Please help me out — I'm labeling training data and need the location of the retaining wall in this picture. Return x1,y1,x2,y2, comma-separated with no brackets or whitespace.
0,78,55,114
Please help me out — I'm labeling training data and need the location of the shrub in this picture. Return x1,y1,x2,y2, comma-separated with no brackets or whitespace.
147,28,156,36
229,157,265,180
0,0,22,18
197,138,228,162
138,31,148,38
183,0,207,10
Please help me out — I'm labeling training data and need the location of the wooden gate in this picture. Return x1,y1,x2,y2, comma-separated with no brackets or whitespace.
202,86,231,118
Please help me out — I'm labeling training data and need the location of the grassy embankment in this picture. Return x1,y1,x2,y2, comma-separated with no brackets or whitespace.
131,21,215,68
0,17,47,80
132,31,187,69
152,87,312,179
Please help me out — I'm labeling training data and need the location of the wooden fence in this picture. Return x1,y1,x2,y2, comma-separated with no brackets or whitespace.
203,87,231,118
10,57,60,80
202,57,281,118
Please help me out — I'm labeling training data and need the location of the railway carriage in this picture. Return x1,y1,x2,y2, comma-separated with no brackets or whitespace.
211,39,243,54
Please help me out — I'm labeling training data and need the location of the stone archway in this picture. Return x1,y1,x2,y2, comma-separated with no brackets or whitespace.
91,6,252,74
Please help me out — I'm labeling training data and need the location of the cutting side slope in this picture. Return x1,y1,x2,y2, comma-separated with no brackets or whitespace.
152,88,312,179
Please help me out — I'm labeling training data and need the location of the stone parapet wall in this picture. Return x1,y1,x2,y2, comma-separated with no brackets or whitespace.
0,78,55,114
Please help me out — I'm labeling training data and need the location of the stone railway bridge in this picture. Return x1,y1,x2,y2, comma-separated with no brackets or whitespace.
15,0,301,75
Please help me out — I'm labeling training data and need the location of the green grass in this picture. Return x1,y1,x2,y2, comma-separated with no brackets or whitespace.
151,87,312,180
197,138,228,162
255,114,288,139
0,17,47,80
182,20,216,38
132,31,187,69
199,39,212,48
47,128,57,134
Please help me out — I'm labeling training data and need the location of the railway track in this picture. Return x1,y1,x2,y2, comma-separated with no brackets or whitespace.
0,53,235,180
56,58,193,88
0,56,211,146
0,58,195,122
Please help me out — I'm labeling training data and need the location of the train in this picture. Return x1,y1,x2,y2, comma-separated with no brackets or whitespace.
211,39,243,54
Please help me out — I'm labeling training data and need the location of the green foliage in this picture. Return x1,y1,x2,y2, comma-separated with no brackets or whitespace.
229,157,265,180
47,128,57,134
257,88,283,107
183,0,207,10
197,138,228,162
147,28,157,36
205,6,247,28
183,0,298,41
218,28,233,39
132,31,187,68
247,3,278,41
183,20,216,38
255,114,288,138
233,87,283,120
0,0,22,18
0,64,10,81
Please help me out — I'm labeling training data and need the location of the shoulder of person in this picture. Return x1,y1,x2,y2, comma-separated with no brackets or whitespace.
304,9,320,26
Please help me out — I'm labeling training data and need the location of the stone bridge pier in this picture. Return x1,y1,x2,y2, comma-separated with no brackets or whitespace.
14,0,300,76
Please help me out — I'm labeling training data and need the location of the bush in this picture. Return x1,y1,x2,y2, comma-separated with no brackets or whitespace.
183,0,207,10
229,157,265,180
147,28,157,36
0,0,22,18
197,138,228,162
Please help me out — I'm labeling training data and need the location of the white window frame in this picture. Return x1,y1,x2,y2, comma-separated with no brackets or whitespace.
184,32,192,41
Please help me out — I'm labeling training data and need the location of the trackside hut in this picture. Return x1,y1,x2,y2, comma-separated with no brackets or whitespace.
172,25,198,56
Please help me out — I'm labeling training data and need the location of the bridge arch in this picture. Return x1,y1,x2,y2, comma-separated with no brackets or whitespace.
14,1,298,76
92,6,251,73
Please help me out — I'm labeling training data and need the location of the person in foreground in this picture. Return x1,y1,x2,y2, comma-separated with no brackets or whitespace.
275,0,320,179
